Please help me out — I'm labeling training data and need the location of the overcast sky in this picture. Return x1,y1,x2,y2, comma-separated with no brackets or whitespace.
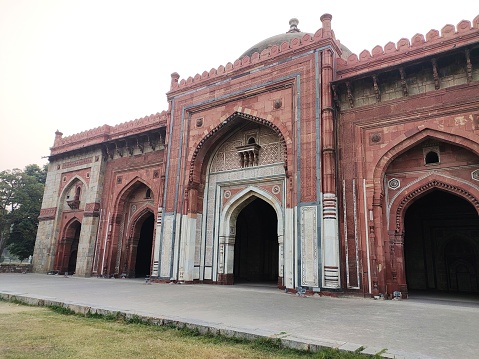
1,0,477,171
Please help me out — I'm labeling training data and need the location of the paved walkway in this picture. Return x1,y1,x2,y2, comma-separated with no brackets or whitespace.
1,274,478,359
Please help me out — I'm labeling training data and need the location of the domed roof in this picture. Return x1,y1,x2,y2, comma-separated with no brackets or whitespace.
240,18,352,60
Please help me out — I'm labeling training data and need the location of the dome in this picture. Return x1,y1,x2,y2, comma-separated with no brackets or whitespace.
240,18,352,60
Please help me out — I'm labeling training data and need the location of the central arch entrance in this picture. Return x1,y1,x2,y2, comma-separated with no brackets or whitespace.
234,198,278,283
404,190,479,294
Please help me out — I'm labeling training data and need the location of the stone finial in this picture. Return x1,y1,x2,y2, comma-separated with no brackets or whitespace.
170,72,180,89
54,130,63,146
287,18,300,33
320,13,332,36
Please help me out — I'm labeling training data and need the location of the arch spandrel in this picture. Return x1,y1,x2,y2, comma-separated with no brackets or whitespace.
114,177,155,215
188,111,291,186
371,126,479,198
59,176,88,211
211,123,284,173
389,177,479,233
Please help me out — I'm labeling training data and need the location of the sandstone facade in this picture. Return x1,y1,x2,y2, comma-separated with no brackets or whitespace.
33,14,479,297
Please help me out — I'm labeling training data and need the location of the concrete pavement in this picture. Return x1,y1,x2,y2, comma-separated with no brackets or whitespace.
1,273,478,359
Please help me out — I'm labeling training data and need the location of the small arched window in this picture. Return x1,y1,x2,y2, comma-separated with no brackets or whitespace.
425,151,439,164
145,188,151,199
247,137,256,144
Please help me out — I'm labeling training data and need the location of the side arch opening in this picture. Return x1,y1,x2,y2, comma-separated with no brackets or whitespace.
55,219,81,275
404,190,479,295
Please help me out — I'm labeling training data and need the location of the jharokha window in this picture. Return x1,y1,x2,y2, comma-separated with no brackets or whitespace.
236,136,261,167
67,186,81,210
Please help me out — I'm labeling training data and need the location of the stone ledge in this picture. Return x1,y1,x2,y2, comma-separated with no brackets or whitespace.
0,291,411,358
0,264,32,274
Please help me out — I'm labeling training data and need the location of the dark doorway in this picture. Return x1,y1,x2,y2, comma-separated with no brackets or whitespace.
404,190,479,294
234,197,278,283
134,213,154,278
67,223,80,274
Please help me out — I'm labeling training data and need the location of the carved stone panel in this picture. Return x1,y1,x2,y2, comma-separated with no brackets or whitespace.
300,206,319,287
210,124,283,173
160,214,174,278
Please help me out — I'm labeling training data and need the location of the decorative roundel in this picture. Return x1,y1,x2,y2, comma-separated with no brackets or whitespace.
371,133,381,143
272,185,281,194
472,169,479,181
131,204,137,212
224,190,231,199
388,178,400,190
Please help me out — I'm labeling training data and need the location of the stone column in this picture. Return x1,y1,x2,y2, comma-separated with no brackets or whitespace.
388,230,407,298
320,46,340,288
372,193,385,296
218,235,235,285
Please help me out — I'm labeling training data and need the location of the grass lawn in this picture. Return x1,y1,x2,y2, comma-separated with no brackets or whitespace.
0,301,373,358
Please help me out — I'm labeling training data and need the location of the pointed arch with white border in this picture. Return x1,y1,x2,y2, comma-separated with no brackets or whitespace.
220,186,284,237
214,185,285,282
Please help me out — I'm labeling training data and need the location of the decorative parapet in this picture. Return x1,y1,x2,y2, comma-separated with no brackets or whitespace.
337,15,479,79
84,202,101,217
38,207,57,221
50,111,168,156
168,14,342,94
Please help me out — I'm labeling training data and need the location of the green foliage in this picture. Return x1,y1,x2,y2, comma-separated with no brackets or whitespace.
0,164,47,260
126,314,146,325
47,305,76,315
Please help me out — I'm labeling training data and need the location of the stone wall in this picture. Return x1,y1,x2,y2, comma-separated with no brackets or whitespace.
0,264,32,273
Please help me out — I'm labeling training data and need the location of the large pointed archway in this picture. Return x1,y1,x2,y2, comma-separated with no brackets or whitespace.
55,219,81,274
133,212,155,278
189,113,287,286
370,130,479,297
217,187,284,286
121,209,155,278
234,197,278,284
103,177,156,277
404,190,479,294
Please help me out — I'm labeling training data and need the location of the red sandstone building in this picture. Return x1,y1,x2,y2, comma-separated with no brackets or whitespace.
33,14,479,298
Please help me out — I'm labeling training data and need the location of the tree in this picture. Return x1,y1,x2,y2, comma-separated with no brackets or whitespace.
0,164,47,261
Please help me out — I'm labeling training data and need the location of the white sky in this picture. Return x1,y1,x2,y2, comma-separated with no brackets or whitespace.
0,0,477,171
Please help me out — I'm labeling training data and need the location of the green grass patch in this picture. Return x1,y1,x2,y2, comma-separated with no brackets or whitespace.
0,299,377,358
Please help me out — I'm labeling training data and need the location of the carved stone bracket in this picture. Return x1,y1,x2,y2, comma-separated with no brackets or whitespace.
465,48,473,83
137,137,144,153
104,145,114,160
346,81,354,108
148,134,157,151
399,67,408,96
66,199,80,210
431,58,440,90
372,75,381,102
116,144,124,158
127,142,134,156
331,84,340,109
